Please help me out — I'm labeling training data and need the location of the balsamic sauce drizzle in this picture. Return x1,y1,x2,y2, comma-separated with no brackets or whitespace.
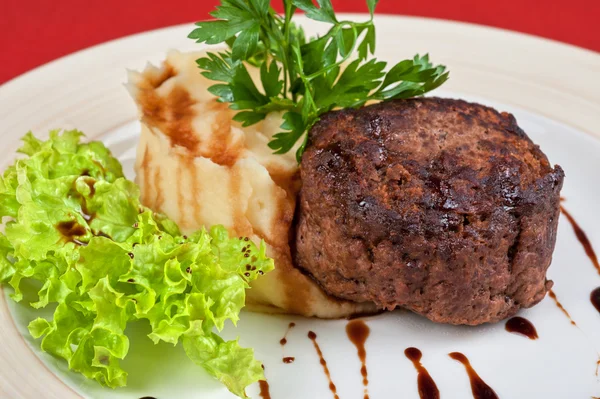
449,352,499,399
404,347,440,399
560,206,600,275
308,331,340,399
591,288,600,314
560,207,600,314
258,380,271,399
280,322,296,363
280,322,296,346
346,320,371,399
505,317,538,340
548,289,577,326
258,364,271,399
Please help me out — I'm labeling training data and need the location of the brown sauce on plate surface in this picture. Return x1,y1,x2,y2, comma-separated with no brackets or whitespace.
404,347,440,399
505,317,538,339
591,288,600,314
281,322,297,364
258,380,271,399
449,352,498,399
308,331,340,399
560,206,600,275
280,322,296,346
548,289,577,326
561,207,600,314
258,364,272,399
346,320,371,399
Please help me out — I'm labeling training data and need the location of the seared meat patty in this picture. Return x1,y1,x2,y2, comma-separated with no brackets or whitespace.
294,97,564,325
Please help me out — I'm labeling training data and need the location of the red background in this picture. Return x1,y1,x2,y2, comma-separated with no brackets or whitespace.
2,0,599,84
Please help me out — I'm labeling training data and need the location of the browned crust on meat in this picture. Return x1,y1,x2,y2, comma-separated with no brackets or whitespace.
294,97,564,325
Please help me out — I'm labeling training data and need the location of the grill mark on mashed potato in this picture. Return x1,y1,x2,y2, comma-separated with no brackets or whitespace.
128,50,378,318
187,158,202,230
140,147,152,207
175,162,187,230
153,167,164,210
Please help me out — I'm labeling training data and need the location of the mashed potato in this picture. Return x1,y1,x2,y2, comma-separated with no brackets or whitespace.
127,51,376,318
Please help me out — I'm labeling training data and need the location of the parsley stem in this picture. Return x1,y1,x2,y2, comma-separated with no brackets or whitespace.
282,0,295,99
191,0,448,162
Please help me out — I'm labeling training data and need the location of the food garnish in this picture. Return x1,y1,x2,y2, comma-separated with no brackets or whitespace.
0,131,273,398
189,0,449,161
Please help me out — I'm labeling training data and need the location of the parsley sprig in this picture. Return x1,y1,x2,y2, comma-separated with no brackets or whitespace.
189,0,449,161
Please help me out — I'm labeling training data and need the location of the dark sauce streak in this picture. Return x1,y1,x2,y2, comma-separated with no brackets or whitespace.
139,397,156,399
57,220,86,237
70,176,97,223
449,352,498,399
84,178,96,197
560,207,600,316
280,322,296,346
346,309,386,320
56,177,98,244
308,331,340,399
281,322,296,364
57,220,87,245
258,380,271,399
548,289,577,326
346,320,370,399
404,347,440,399
505,317,538,340
591,288,600,314
560,206,600,275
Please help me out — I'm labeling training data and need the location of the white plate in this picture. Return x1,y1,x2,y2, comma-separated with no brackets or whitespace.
1,15,600,399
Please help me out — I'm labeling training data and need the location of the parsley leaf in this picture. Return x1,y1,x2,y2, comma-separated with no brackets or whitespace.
190,0,449,162
293,0,338,24
366,0,379,17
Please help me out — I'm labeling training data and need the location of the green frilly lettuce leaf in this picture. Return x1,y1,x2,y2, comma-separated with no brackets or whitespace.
0,130,273,398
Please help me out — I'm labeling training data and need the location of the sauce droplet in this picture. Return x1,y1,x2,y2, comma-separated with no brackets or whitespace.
591,287,600,314
505,317,538,340
346,320,371,399
308,331,340,399
449,352,498,399
258,380,271,399
560,206,600,275
280,322,296,346
548,289,577,326
404,347,440,399
283,357,295,364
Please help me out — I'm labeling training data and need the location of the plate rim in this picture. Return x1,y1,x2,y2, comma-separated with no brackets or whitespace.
1,14,600,398
3,14,600,91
